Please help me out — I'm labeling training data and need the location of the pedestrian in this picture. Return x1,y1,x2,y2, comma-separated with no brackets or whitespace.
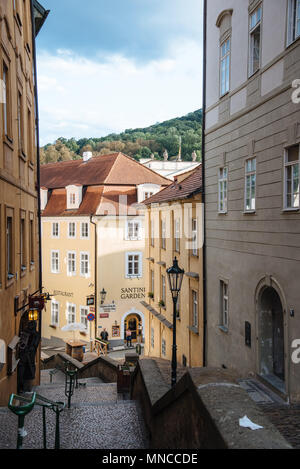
100,328,109,341
126,329,132,347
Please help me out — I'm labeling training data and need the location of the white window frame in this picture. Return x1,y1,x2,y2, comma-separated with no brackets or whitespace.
151,270,155,295
220,280,229,330
192,218,198,256
161,275,166,303
161,219,166,249
218,167,228,213
125,219,141,241
284,145,300,210
125,252,142,278
161,338,166,357
68,222,76,239
144,192,154,200
67,303,76,325
245,157,256,212
51,250,60,274
80,251,90,277
80,221,89,239
220,36,230,97
51,301,59,326
80,306,89,330
52,222,60,239
174,218,180,252
249,5,262,77
287,0,300,46
67,251,76,276
192,290,198,329
150,218,155,247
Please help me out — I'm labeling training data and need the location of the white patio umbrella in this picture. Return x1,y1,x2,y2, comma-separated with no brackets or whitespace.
61,323,87,343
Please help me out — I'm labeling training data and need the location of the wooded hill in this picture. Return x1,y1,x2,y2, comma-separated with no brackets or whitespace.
40,109,202,165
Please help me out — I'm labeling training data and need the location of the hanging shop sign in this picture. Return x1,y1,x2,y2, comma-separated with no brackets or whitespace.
86,296,95,306
29,296,45,311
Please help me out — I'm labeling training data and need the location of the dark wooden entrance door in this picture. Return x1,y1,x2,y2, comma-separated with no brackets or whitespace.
272,308,285,380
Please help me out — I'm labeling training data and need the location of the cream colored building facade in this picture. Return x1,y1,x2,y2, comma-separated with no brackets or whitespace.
141,167,204,368
40,153,169,348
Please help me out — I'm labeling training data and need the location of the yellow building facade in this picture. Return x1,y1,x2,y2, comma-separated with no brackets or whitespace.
142,167,204,368
0,0,48,405
40,152,169,349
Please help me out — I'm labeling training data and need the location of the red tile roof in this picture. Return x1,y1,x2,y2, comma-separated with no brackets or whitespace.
144,165,202,205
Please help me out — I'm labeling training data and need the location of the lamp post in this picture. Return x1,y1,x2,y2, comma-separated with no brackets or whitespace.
167,257,184,388
100,288,107,305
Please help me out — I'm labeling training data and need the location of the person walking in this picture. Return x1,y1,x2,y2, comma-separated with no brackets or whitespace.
126,329,132,347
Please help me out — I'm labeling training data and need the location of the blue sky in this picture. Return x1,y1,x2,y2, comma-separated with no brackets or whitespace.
36,0,203,145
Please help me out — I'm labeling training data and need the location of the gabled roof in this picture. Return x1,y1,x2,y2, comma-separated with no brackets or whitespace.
40,152,170,189
144,165,202,205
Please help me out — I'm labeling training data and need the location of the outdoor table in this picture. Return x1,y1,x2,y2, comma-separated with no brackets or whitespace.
65,341,85,362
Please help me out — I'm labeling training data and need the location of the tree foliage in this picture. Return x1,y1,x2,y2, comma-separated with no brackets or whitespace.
41,109,202,164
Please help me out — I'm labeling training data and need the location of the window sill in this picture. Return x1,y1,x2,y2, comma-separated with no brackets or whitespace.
282,208,299,213
188,325,199,335
218,325,229,333
218,211,227,215
18,151,27,162
219,91,230,100
28,161,35,169
4,136,14,150
243,210,256,215
6,276,15,289
49,324,57,329
30,262,35,272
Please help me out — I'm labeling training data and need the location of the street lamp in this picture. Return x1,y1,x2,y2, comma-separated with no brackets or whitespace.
100,288,107,305
167,257,184,387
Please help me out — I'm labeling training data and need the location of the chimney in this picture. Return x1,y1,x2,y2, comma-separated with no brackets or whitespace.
83,151,93,162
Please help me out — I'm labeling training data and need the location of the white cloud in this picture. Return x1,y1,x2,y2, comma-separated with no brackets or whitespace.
37,39,202,145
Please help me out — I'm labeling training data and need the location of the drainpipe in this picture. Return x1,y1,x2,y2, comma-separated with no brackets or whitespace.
30,0,42,332
201,0,207,367
90,216,98,347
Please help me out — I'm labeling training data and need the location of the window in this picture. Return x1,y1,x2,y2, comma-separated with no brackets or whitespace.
51,250,59,273
81,222,89,239
161,275,166,304
144,192,154,200
191,218,198,256
150,218,154,246
220,280,229,330
6,216,13,279
218,167,228,213
67,251,76,276
284,145,300,209
151,327,154,348
17,90,24,152
126,220,141,240
27,107,33,161
192,290,198,329
80,306,88,330
161,219,166,249
249,5,262,76
287,0,300,45
220,37,230,96
20,214,26,271
174,219,180,252
3,62,11,138
161,338,166,357
80,252,90,277
51,301,59,326
245,158,256,211
52,222,59,238
151,270,155,296
69,193,76,205
126,252,142,278
29,215,34,265
67,303,76,324
68,222,76,238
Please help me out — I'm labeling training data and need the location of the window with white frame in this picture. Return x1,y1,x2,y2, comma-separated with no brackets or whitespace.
245,158,256,211
51,301,59,326
81,222,89,239
249,5,262,76
192,290,198,329
68,222,76,238
161,219,166,249
67,251,76,276
284,145,300,209
80,306,89,330
220,280,229,330
151,270,155,296
126,220,141,240
51,250,59,273
287,0,300,45
80,252,90,276
150,218,154,247
220,37,230,96
126,252,142,278
52,222,59,238
67,303,76,324
151,327,154,348
192,218,198,255
69,193,76,205
218,167,228,213
161,338,166,357
161,275,166,304
174,218,180,252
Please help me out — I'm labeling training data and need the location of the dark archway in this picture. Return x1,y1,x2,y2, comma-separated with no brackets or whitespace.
259,287,285,388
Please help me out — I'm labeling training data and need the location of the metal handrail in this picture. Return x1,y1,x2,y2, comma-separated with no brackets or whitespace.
8,392,65,450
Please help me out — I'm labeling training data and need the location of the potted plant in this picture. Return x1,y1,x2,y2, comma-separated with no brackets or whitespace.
158,299,165,308
148,292,154,299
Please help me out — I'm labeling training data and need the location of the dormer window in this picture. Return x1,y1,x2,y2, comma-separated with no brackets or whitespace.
66,185,83,210
137,184,161,203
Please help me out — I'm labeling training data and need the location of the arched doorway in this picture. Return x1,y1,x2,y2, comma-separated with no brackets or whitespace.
124,313,141,343
258,286,285,389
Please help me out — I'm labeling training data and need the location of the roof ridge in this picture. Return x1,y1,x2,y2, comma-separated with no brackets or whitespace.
117,152,171,184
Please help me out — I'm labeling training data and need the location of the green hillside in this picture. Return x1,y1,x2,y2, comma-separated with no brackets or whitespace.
40,109,202,165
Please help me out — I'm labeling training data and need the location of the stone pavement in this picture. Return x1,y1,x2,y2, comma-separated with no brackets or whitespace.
0,372,148,450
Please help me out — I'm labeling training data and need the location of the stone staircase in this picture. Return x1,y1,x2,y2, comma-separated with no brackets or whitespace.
0,371,148,450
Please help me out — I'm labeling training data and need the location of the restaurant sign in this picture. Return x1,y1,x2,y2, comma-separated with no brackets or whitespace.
120,288,146,299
